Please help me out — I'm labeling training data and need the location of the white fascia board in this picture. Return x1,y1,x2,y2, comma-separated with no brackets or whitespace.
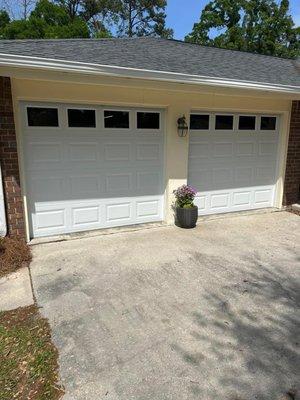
0,52,299,95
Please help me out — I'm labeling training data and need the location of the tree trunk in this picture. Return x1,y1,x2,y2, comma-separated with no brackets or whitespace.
128,0,133,37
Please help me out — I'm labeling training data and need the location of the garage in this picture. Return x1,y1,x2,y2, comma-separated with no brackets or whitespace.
188,112,280,215
22,102,165,238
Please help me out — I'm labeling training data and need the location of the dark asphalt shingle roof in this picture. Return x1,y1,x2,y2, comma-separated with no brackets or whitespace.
0,37,299,88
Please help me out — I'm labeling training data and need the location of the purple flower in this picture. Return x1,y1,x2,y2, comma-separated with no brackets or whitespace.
173,184,198,208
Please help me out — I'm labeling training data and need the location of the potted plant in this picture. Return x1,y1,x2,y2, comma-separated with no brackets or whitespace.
173,184,198,229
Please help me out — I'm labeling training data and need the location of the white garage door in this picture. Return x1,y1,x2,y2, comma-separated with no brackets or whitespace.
22,103,165,238
188,112,280,215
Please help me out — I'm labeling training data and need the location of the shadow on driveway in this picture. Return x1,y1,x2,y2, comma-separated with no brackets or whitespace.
30,211,300,400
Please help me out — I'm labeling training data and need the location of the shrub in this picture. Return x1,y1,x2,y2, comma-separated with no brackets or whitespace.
0,237,32,278
173,184,197,208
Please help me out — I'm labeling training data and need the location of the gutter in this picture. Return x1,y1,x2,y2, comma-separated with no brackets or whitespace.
0,53,299,95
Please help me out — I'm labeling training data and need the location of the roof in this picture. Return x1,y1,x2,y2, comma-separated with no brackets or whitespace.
0,37,299,90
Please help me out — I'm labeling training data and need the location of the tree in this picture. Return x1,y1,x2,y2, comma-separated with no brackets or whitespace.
54,0,117,37
0,0,173,39
54,0,81,20
0,0,89,38
1,0,36,19
115,0,173,38
0,9,9,29
185,0,300,58
55,0,173,38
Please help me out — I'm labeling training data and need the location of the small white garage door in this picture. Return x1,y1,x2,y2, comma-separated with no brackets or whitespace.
188,112,280,215
22,103,165,238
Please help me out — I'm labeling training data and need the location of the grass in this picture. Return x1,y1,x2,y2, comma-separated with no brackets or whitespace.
0,305,64,400
0,237,32,278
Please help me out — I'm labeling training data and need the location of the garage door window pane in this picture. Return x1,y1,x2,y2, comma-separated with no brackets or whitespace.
68,109,96,128
215,115,234,130
190,114,209,130
260,116,277,130
137,112,160,129
104,111,129,128
238,116,256,130
27,107,58,127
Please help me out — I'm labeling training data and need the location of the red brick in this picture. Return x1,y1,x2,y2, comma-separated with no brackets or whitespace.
0,76,25,239
283,100,300,205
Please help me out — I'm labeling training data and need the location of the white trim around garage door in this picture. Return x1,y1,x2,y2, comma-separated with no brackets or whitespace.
20,101,166,238
188,110,283,215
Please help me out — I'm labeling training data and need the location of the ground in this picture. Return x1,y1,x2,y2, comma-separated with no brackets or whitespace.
0,237,32,278
30,211,300,400
0,305,64,400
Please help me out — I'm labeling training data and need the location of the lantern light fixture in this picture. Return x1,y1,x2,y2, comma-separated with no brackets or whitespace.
177,115,188,137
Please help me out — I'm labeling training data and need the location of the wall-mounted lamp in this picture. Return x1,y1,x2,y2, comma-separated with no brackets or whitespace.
177,115,188,137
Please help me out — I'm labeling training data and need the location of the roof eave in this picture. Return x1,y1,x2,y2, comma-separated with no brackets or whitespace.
0,53,299,95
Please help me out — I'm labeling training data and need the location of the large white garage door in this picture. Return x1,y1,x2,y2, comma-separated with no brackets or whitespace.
188,112,280,215
22,103,165,238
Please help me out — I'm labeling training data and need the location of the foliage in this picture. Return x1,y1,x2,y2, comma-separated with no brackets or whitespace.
0,305,64,400
115,0,173,38
173,185,197,208
0,0,172,39
185,0,300,58
0,10,10,29
0,0,89,39
55,0,173,38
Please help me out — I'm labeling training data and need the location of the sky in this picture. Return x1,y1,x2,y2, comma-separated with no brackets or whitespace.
1,0,299,38
166,0,300,40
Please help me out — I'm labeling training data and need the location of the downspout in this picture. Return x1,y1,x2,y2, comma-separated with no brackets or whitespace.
0,162,7,237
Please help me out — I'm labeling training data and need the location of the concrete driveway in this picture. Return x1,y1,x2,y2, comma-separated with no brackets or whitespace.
30,211,300,400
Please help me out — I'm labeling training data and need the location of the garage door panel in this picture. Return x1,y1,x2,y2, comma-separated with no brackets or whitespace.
210,192,230,209
189,142,211,159
72,205,101,226
105,173,133,194
70,175,101,197
137,171,162,194
254,188,274,205
29,176,66,202
25,142,63,170
136,143,161,161
255,166,276,184
194,195,206,211
236,142,255,156
232,191,251,207
213,142,234,157
35,207,67,232
106,202,132,223
188,112,279,215
104,143,131,162
23,103,165,237
258,142,277,156
189,169,212,189
212,168,233,186
136,199,160,219
68,143,98,162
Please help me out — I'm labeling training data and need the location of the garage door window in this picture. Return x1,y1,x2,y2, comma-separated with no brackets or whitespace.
68,109,96,128
260,116,277,130
215,115,234,130
238,116,256,130
27,107,59,127
190,114,210,130
104,110,129,129
137,112,160,129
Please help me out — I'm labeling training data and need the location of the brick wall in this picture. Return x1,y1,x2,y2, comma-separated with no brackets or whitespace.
0,76,26,239
283,100,300,206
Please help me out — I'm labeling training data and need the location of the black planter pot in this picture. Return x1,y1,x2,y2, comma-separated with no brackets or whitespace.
176,206,198,229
